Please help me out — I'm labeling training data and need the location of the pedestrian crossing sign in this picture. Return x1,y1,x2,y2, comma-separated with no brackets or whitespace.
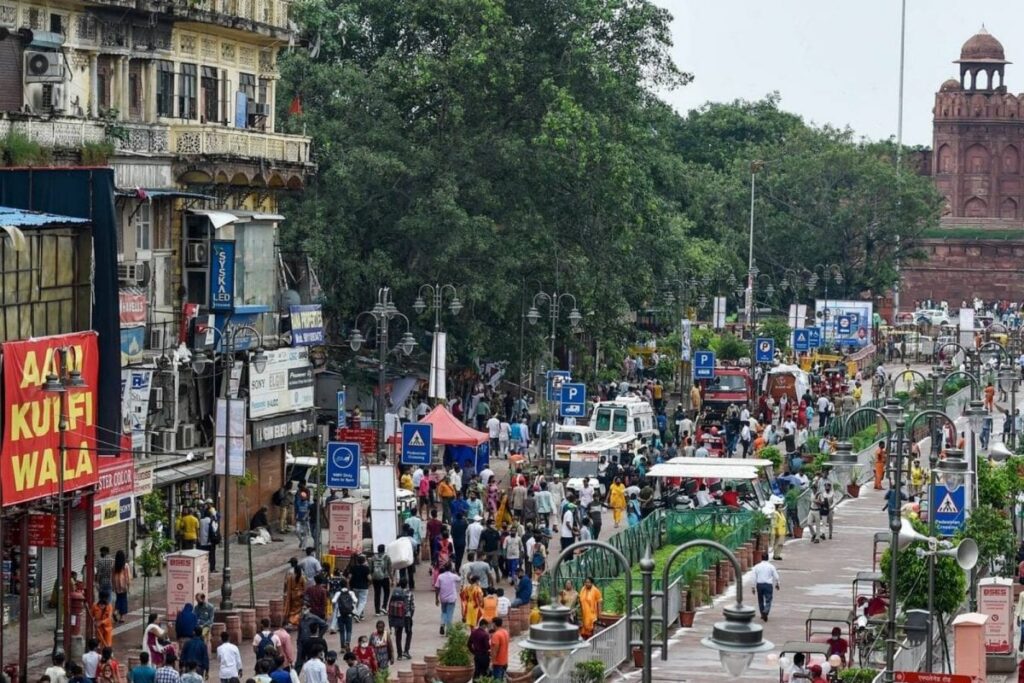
936,492,958,514
407,430,425,448
932,484,965,536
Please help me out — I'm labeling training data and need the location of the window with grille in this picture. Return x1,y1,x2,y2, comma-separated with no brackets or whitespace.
201,66,218,123
178,63,197,119
135,203,151,253
0,229,91,342
156,60,175,116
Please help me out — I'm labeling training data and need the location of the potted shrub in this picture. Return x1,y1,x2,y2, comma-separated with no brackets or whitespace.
435,622,475,683
597,581,625,626
846,466,863,498
573,659,605,683
838,668,878,683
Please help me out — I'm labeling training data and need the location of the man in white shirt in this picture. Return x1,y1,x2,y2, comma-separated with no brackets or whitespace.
559,504,577,551
487,415,501,457
449,466,463,493
498,419,511,457
751,552,781,621
479,466,494,486
216,630,243,681
694,484,713,508
412,466,424,490
81,640,101,680
694,442,710,458
416,398,430,420
44,654,68,683
578,479,595,509
300,647,329,683
465,516,484,553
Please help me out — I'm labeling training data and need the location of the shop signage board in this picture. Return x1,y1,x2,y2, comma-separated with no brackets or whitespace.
134,466,154,496
893,673,972,683
251,410,317,449
214,398,246,477
288,304,325,346
328,498,364,556
209,240,235,310
248,347,315,419
93,456,135,529
3,513,57,547
0,331,100,507
121,369,153,452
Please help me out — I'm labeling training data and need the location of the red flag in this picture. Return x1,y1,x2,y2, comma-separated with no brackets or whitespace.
289,95,303,116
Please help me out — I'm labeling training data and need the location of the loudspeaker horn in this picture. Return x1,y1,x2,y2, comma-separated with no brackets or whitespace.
990,442,1013,462
898,517,931,550
937,538,978,570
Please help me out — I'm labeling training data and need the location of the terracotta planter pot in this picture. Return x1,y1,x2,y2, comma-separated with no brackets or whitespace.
792,525,804,539
423,655,438,681
506,671,533,683
434,665,474,683
597,611,622,627
847,483,861,498
210,623,225,653
409,663,426,683
255,602,270,624
239,608,257,639
269,598,284,628
398,671,415,683
679,610,695,628
632,646,644,667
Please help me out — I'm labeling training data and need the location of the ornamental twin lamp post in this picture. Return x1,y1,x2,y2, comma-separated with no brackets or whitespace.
828,399,977,679
520,540,772,683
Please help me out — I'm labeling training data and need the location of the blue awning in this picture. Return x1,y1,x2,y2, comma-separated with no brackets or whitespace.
0,205,90,228
116,188,217,202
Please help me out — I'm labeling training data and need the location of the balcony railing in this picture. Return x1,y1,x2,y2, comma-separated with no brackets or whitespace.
171,0,292,33
0,114,311,167
169,123,311,165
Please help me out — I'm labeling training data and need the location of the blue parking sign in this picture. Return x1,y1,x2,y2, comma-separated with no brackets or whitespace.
326,442,360,488
693,350,715,379
559,383,586,418
755,338,774,364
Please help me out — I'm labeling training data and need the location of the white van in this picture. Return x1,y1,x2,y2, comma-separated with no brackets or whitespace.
588,396,656,441
553,425,597,470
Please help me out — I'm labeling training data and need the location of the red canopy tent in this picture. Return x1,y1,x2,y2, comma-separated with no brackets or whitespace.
418,406,490,470
419,405,488,446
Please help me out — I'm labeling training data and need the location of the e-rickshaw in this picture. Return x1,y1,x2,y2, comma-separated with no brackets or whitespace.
805,607,854,661
777,641,832,682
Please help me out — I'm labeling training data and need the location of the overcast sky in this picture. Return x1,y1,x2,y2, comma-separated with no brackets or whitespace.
656,1,1024,147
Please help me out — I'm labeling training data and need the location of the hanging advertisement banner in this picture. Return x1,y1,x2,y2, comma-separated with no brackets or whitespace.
288,304,325,346
1,332,100,507
248,347,315,418
209,240,236,311
121,369,153,452
214,398,246,476
93,457,135,529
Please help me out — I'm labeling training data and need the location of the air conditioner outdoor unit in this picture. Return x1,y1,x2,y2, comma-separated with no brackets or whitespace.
186,241,209,267
252,102,270,117
117,262,148,285
177,423,197,450
24,51,63,84
149,327,167,351
153,430,175,454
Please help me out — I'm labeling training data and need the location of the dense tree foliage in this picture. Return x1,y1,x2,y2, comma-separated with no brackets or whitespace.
277,1,944,376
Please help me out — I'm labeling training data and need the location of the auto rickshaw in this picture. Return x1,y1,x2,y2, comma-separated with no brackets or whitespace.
776,641,832,682
806,607,855,661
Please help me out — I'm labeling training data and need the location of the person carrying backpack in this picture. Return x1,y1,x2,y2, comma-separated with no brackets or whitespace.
371,545,393,615
252,617,281,659
387,578,415,660
332,578,357,651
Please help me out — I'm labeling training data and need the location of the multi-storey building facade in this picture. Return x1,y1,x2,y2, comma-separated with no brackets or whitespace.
0,0,319,540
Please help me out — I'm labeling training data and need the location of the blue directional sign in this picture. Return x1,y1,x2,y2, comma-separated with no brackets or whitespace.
401,423,433,466
837,315,852,336
336,389,347,429
560,383,587,418
693,350,715,379
807,327,822,349
932,484,966,537
326,442,361,489
546,370,571,402
755,338,775,364
793,329,810,352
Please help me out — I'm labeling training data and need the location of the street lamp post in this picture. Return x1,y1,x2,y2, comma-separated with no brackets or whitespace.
42,348,88,660
521,541,772,683
527,289,581,467
193,325,267,611
347,287,417,462
414,283,463,404
827,400,969,682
